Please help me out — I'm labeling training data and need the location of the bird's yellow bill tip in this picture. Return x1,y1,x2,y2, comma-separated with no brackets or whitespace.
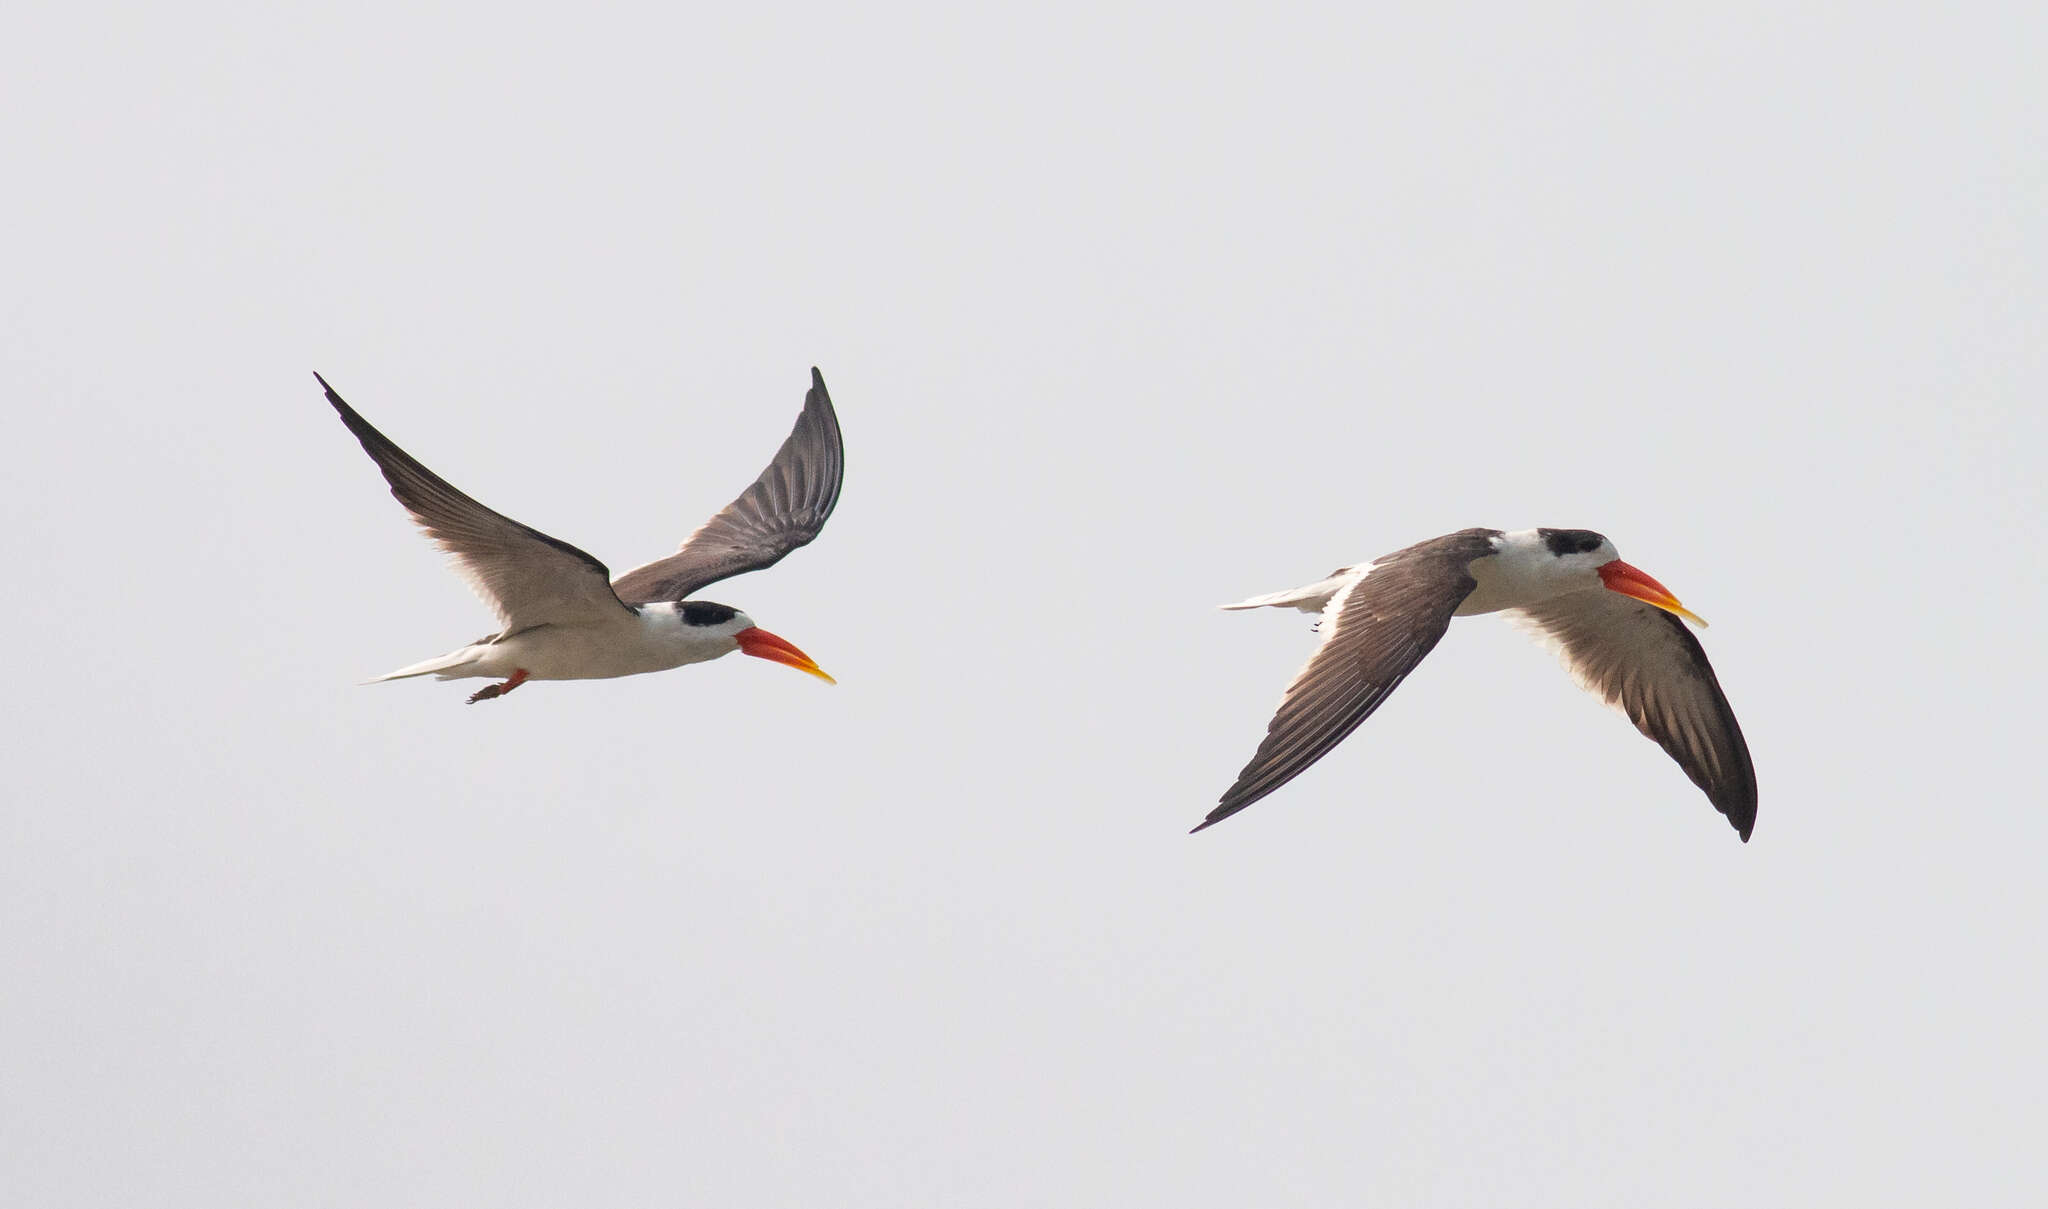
1598,559,1709,628
735,626,835,684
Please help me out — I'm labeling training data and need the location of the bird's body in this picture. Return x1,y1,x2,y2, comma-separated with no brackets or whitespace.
368,601,766,684
1202,528,1755,840
318,369,843,702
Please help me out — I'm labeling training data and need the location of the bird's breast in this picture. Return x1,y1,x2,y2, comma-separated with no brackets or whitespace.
483,613,726,681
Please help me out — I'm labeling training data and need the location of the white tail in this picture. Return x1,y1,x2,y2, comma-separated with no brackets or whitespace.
1219,568,1355,613
363,647,484,684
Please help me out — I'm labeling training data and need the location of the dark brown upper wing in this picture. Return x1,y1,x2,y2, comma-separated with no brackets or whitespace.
1510,592,1757,840
317,373,630,630
611,368,844,604
1195,530,1500,832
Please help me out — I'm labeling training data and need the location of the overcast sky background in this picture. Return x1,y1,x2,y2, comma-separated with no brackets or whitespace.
5,3,2044,1205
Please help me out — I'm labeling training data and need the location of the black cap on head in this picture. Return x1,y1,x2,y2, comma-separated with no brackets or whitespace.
1538,528,1607,557
678,601,740,627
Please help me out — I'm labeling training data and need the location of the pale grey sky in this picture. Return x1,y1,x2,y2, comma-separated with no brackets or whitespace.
5,2,2045,1205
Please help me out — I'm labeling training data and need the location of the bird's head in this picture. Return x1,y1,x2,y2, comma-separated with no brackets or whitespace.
1537,528,1708,628
675,600,835,682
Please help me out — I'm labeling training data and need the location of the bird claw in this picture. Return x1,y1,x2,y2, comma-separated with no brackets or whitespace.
466,669,529,704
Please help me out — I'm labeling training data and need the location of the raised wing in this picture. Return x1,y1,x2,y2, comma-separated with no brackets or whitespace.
1196,530,1498,832
1510,591,1757,840
317,373,630,631
611,368,844,604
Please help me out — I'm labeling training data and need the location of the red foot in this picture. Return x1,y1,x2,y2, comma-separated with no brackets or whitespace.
467,668,530,704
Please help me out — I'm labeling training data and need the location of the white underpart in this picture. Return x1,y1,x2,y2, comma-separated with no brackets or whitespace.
1455,529,1618,615
366,603,751,683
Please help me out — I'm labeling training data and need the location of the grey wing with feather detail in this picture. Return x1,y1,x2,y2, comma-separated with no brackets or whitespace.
317,373,631,631
610,367,845,605
1509,592,1757,840
1196,529,1499,832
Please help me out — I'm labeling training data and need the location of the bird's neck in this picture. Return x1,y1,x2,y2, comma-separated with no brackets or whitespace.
1458,538,1584,615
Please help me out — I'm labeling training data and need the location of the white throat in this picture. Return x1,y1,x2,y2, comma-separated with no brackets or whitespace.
1455,530,1604,615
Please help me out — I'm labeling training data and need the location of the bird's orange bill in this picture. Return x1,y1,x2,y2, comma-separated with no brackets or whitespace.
1597,560,1709,628
735,626,836,683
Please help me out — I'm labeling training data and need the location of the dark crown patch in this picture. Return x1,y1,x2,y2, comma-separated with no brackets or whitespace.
679,601,739,626
1538,528,1607,557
